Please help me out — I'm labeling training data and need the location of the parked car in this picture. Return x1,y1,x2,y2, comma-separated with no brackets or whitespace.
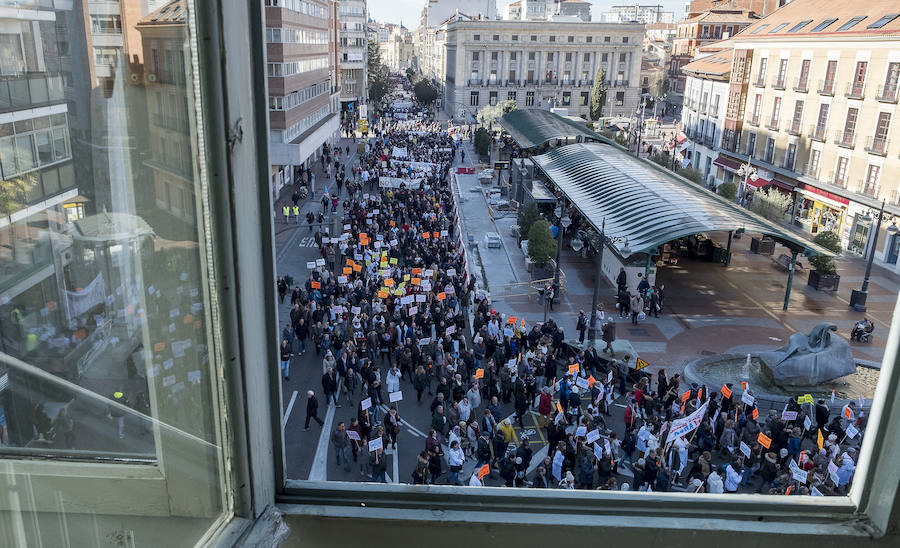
484,232,502,248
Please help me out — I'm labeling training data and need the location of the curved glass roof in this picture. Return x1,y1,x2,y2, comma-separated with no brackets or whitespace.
499,108,605,149
531,142,830,257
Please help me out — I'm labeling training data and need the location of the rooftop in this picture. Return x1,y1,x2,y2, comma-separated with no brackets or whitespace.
681,49,734,78
138,0,185,25
733,0,900,39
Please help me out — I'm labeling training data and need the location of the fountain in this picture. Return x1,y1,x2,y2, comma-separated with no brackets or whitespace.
684,323,880,407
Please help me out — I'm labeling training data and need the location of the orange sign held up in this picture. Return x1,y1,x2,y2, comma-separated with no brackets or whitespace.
588,375,596,388
568,364,579,375
437,292,446,301
681,390,691,402
741,381,749,391
412,268,422,275
422,232,430,239
507,316,516,325
698,387,703,400
752,407,759,420
377,290,389,299
353,264,362,272
556,401,564,414
343,267,353,275
478,464,490,480
432,231,439,239
758,432,772,449
721,384,732,399
844,407,852,419
475,368,485,379
310,281,321,289
411,277,421,285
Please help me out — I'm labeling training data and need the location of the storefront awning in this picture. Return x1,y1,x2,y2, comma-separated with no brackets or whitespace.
713,155,741,173
531,142,832,257
498,108,606,149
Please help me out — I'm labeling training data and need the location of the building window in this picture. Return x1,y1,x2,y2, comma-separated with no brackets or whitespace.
764,137,775,163
790,100,804,132
615,91,624,106
568,36,574,42
531,35,537,41
493,34,499,41
604,36,610,42
808,148,821,177
473,34,480,41
871,111,891,153
834,156,849,186
746,132,757,156
770,96,782,127
565,53,572,62
489,91,497,105
750,94,761,124
526,91,535,106
821,59,837,94
472,52,479,61
623,36,629,43
775,58,788,88
797,59,811,90
842,107,859,142
512,35,518,41
581,91,589,105
862,164,880,196
509,70,516,82
851,61,868,96
601,53,608,62
549,36,556,42
562,92,571,105
586,36,592,43
756,56,768,85
491,52,498,61
508,91,516,102
528,52,535,60
470,91,479,106
785,143,797,170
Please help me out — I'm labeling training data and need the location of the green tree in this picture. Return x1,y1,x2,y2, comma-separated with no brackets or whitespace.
527,219,556,268
717,181,738,200
589,68,608,121
413,80,438,104
367,37,389,104
477,99,517,127
473,127,491,157
677,168,703,184
649,151,671,168
809,231,842,275
748,187,793,222
517,202,541,239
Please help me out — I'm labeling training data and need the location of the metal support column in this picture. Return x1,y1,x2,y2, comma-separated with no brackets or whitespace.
725,231,733,267
587,219,606,344
783,249,798,311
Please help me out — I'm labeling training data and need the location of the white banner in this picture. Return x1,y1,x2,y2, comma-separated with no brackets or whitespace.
667,401,709,444
65,274,106,319
379,177,425,189
391,146,408,158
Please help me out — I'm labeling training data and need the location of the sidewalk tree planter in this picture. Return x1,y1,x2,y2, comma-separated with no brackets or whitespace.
473,127,491,159
517,202,541,243
527,219,555,269
717,182,737,201
750,236,775,255
807,231,842,291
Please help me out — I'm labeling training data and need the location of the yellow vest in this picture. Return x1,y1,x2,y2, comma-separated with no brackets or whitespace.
293,206,300,215
283,206,290,216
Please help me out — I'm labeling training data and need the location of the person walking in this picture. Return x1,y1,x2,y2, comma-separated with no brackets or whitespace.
280,339,292,381
576,310,587,344
630,293,644,325
304,390,324,431
332,422,351,471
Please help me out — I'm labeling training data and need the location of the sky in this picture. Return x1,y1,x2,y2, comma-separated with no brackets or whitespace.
366,0,688,26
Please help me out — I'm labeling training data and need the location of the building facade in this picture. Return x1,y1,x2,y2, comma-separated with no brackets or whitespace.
265,0,340,197
442,19,644,119
668,6,756,99
556,0,592,22
711,1,900,271
600,4,675,24
382,26,414,72
680,48,734,185
337,0,367,108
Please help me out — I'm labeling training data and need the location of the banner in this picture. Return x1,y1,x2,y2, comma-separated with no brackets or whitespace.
380,177,425,189
666,401,709,444
65,273,106,319
391,146,408,158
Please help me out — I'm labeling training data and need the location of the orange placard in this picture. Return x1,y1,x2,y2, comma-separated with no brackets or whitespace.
343,267,353,275
377,290,389,299
360,233,368,240
154,342,166,352
588,375,596,388
437,292,446,301
411,277,421,285
432,231,439,239
698,387,703,400
844,407,852,419
752,407,759,420
478,464,490,480
758,432,772,449
183,314,194,324
475,368,485,379
507,316,516,325
390,220,396,227
311,281,321,289
353,264,362,272
785,486,792,496
680,403,685,415
346,259,354,266
681,390,691,402
568,364,579,375
721,384,732,399
556,401,564,414
422,232,430,239
520,318,525,328
412,268,422,275
741,381,749,391
384,278,394,286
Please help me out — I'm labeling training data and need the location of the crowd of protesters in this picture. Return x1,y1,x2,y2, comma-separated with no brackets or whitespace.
280,74,863,496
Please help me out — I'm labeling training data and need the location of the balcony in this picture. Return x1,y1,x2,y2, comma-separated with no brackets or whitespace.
845,81,866,100
827,171,848,189
818,79,835,96
865,136,889,156
0,73,65,112
703,133,715,147
699,103,708,114
808,124,827,142
613,80,629,87
560,79,575,86
876,83,899,103
793,76,809,93
748,115,760,127
772,77,786,90
753,75,766,87
766,119,780,131
787,122,802,136
467,78,482,86
834,130,856,149
544,79,558,85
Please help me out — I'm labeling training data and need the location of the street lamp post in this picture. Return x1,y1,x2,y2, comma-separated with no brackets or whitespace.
552,204,571,305
634,97,647,157
850,199,899,312
736,163,758,205
587,218,632,344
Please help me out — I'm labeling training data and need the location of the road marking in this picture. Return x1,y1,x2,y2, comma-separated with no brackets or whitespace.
392,442,399,484
283,390,298,428
308,382,341,481
298,236,317,248
379,404,425,437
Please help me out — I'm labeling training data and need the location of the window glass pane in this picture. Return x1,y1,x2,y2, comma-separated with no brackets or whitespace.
1,1,227,545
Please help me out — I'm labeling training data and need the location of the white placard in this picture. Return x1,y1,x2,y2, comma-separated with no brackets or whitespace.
162,374,176,387
782,410,798,421
188,370,202,384
390,239,398,246
586,429,601,444
351,306,361,315
845,424,859,439
804,415,812,431
447,268,456,277
792,467,808,484
338,276,348,284
741,392,755,406
575,377,589,389
368,437,383,452
361,397,372,410
316,258,326,266
811,486,824,496
607,370,613,383
575,426,587,437
389,391,403,403
503,328,513,337
740,441,751,458
446,325,456,335
347,430,360,441
593,442,604,460
409,306,418,315
416,294,426,302
424,269,434,277
419,337,431,345
827,460,838,475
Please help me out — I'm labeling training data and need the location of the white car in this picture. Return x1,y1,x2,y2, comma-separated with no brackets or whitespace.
484,232,502,248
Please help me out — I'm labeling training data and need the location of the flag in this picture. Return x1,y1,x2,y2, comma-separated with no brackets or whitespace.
817,428,824,451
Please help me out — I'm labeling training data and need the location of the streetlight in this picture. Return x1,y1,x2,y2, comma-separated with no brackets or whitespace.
552,204,571,305
736,163,758,205
849,199,898,312
587,218,632,344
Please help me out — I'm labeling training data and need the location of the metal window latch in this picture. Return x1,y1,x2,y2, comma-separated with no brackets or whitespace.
226,117,243,151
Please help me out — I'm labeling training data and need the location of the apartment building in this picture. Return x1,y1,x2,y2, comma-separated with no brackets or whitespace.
600,4,674,24
556,0,592,22
442,18,644,119
337,0,367,108
382,25,414,72
668,6,756,98
265,0,340,197
681,47,734,185
712,0,900,270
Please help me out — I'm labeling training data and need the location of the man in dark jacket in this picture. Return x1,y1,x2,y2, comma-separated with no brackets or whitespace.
305,390,324,430
322,367,339,407
815,399,830,431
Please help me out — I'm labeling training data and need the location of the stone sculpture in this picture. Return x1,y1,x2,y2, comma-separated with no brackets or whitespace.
759,323,856,386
